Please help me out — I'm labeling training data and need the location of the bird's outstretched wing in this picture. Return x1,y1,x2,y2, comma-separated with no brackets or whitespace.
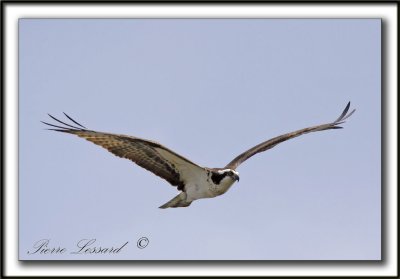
42,113,205,191
225,102,355,170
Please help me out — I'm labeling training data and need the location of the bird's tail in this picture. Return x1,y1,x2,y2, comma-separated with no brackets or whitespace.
159,192,192,209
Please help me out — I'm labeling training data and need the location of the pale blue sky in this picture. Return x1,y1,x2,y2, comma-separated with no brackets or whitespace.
19,19,380,260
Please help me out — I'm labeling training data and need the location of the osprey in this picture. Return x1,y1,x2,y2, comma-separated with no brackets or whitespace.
42,102,355,209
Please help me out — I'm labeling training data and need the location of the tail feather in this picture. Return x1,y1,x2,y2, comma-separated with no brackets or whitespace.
159,192,192,209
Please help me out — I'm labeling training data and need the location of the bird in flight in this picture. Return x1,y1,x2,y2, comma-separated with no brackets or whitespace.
42,102,355,209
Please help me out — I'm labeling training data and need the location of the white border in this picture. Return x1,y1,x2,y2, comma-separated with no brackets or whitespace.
4,3,397,277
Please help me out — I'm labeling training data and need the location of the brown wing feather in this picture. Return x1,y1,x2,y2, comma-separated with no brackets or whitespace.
42,115,203,191
225,102,355,170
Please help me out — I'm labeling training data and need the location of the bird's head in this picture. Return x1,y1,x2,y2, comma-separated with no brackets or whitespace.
225,169,240,182
211,169,240,185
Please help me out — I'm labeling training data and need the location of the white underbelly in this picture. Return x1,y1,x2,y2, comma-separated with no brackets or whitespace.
185,180,235,202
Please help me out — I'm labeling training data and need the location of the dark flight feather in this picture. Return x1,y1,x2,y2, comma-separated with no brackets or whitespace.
224,102,355,170
42,114,203,191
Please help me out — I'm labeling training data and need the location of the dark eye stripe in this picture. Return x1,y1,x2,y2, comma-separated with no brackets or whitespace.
211,172,228,184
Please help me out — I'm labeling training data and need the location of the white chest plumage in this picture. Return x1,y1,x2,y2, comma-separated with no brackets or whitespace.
184,169,238,202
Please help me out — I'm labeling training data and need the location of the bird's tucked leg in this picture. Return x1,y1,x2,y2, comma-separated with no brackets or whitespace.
159,192,192,209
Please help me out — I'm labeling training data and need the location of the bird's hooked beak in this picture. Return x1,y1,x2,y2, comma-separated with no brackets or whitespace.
233,173,240,182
